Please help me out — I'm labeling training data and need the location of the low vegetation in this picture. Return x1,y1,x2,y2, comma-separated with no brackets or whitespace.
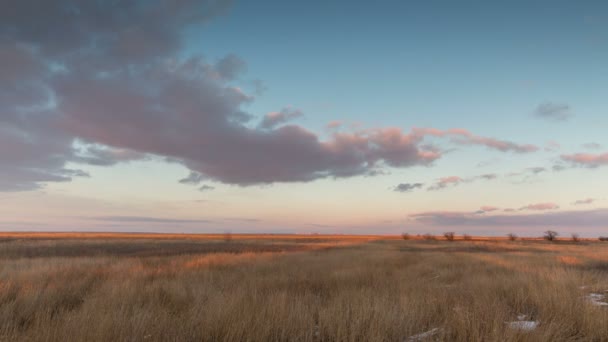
1,233,608,341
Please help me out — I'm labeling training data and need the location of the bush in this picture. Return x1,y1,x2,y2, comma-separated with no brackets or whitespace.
443,232,455,241
599,237,608,242
401,233,410,240
463,234,472,241
543,230,558,242
507,233,517,241
423,233,436,241
571,233,580,242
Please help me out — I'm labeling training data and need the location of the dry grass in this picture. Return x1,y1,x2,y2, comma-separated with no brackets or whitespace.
1,233,608,341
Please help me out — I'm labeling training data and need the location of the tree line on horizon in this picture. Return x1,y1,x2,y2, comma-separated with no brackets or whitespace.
401,231,608,242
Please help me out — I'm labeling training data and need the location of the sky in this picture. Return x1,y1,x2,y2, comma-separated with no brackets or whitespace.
1,0,608,236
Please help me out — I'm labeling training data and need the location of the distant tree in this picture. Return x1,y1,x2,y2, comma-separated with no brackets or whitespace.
599,236,608,242
463,234,472,241
223,231,233,243
444,232,455,241
571,233,580,242
423,233,436,241
543,230,558,242
401,233,410,240
507,233,517,241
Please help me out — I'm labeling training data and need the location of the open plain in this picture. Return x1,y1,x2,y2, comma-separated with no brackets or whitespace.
1,233,608,341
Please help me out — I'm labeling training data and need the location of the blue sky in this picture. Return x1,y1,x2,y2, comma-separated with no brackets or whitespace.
1,1,608,236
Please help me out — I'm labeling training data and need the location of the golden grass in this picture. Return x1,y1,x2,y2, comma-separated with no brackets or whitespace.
1,234,608,341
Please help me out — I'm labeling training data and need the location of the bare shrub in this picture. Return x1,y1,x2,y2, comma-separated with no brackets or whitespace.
543,230,558,242
599,236,608,242
423,233,436,241
463,234,472,241
507,233,517,241
571,234,580,243
401,233,410,240
443,232,455,241
223,231,233,243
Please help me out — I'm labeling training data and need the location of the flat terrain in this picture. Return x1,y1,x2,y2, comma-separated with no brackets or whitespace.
1,233,608,341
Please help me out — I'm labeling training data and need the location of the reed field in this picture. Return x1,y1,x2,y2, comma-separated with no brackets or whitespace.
1,233,608,341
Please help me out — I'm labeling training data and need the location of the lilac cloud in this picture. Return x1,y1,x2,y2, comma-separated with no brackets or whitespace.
519,203,560,211
573,198,596,205
0,0,540,191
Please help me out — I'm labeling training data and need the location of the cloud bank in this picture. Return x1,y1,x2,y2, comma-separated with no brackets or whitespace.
0,0,539,191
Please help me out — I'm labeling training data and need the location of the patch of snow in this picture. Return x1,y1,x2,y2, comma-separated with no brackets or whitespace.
507,321,539,331
406,327,442,341
516,314,528,321
586,293,608,306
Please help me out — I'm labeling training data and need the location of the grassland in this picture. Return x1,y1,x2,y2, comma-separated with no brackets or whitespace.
1,233,608,341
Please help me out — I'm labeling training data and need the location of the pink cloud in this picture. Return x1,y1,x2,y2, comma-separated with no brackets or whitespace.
427,173,498,191
326,121,342,129
412,128,539,153
428,176,464,191
561,153,608,168
519,203,560,211
481,206,500,212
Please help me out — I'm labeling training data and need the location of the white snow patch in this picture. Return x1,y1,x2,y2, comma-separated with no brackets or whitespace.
586,293,608,306
507,321,539,331
406,327,442,341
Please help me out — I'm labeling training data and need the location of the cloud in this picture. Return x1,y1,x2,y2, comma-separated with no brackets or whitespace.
179,172,205,185
73,144,147,166
583,142,602,150
409,208,608,228
413,128,538,153
544,141,561,152
0,0,540,191
561,153,608,168
573,198,595,205
480,206,500,212
91,216,213,224
258,107,303,129
428,176,464,191
214,54,247,81
393,183,424,193
326,121,343,130
199,184,215,192
427,173,498,191
526,167,547,174
533,102,573,121
519,202,560,211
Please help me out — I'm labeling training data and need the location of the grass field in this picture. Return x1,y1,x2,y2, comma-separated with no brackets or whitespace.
1,233,608,341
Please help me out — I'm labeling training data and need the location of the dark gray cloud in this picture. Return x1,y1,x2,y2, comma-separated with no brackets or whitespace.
179,172,205,185
533,102,572,121
199,184,215,192
393,183,424,193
